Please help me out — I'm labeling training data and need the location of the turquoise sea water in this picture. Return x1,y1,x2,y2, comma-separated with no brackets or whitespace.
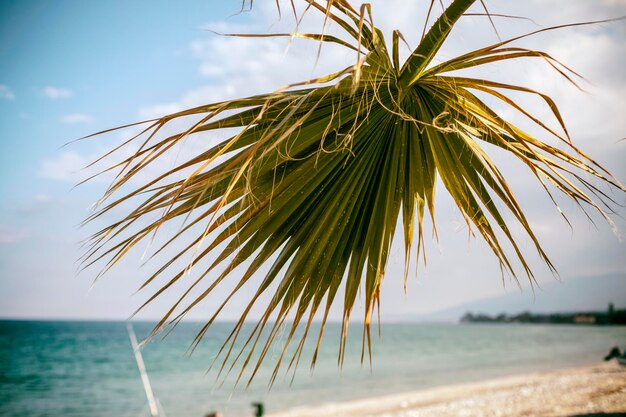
1,320,625,417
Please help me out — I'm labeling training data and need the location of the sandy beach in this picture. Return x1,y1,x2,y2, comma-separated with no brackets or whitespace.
268,362,626,417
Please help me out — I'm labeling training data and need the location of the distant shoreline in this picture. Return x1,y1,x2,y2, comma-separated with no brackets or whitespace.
460,304,626,326
268,362,626,417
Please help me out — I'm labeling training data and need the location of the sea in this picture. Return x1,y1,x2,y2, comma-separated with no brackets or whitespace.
1,320,625,417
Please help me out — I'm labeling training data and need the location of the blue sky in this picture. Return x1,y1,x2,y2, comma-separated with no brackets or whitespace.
1,0,625,320
0,0,253,318
0,0,243,193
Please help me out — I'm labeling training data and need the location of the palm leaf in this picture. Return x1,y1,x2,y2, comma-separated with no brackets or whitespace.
82,0,624,385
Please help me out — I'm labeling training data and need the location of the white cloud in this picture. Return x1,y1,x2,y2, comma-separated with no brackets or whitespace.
604,0,626,5
18,194,56,215
141,17,353,118
522,31,626,149
0,84,15,100
35,194,53,203
61,113,95,124
39,151,92,182
0,225,30,244
39,144,177,186
42,86,73,99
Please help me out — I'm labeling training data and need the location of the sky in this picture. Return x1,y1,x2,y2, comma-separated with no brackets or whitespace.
0,0,625,321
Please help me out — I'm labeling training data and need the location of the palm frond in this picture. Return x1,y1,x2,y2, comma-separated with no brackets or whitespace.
82,0,624,386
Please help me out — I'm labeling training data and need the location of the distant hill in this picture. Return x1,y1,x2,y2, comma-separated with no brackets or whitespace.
413,273,626,322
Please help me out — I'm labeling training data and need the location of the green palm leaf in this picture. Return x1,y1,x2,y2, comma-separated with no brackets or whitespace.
82,0,624,385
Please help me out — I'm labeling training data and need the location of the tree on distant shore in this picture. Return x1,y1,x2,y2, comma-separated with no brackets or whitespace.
81,0,624,384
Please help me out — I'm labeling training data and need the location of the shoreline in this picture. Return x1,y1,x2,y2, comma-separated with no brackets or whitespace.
268,362,626,417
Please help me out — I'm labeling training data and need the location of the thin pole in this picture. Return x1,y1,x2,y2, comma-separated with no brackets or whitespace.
127,323,159,417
